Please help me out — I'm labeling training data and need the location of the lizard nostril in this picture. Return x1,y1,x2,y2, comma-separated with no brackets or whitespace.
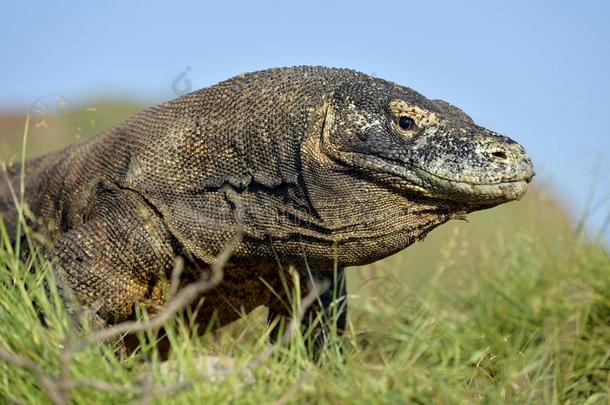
491,150,508,160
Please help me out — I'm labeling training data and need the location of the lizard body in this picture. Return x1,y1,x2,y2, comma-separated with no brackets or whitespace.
0,66,534,347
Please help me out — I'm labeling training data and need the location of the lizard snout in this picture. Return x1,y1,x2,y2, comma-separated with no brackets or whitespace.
484,140,535,184
487,138,535,185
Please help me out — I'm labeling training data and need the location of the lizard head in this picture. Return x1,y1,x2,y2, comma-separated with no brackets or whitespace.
319,79,534,210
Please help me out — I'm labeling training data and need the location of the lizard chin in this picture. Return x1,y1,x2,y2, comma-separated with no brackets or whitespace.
412,166,533,206
349,154,533,205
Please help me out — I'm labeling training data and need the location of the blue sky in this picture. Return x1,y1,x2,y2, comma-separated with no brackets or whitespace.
1,0,609,241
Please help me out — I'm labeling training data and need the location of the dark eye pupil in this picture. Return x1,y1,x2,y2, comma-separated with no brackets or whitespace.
399,116,414,130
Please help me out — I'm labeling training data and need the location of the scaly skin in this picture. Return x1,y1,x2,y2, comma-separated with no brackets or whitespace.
0,66,534,349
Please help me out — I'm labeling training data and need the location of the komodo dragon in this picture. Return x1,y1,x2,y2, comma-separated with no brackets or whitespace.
0,66,534,350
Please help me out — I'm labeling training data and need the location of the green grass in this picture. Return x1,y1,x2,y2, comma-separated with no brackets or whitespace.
0,104,609,404
1,211,608,404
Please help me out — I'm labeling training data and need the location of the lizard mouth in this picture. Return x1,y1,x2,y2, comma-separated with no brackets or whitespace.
411,166,533,204
350,153,533,205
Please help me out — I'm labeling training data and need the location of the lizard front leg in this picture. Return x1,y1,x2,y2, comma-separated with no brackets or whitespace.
267,267,348,358
48,189,176,323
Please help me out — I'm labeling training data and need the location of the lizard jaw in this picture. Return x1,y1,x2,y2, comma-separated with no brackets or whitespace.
411,166,532,205
350,153,533,205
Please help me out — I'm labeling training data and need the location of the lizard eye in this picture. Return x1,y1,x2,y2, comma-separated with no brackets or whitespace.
398,116,414,130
